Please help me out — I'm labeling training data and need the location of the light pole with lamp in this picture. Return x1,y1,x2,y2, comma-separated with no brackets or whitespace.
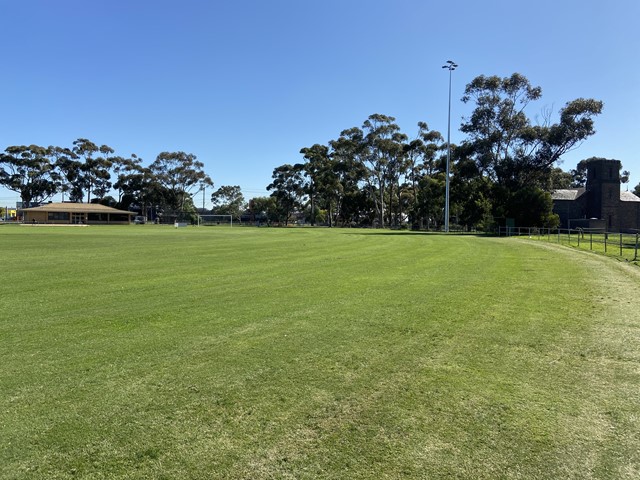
442,60,457,233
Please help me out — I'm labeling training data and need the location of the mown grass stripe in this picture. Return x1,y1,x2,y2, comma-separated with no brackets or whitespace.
0,226,638,479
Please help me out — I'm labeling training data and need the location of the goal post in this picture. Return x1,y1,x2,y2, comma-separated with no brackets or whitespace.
198,214,233,227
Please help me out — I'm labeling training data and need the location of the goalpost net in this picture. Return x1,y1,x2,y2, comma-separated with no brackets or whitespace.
198,214,233,227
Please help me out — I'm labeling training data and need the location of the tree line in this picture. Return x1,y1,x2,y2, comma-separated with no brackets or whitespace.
0,139,214,219
2,73,637,228
258,73,617,228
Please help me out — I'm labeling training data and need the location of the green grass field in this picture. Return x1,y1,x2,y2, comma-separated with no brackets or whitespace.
1,226,639,479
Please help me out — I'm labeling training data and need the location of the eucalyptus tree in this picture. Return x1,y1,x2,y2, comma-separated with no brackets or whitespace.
460,73,603,225
149,151,213,212
415,172,445,230
0,145,59,206
460,73,603,189
449,149,493,229
403,122,444,227
211,185,246,219
93,144,116,200
385,130,409,227
248,196,277,224
71,138,114,203
112,154,142,204
112,154,156,212
329,128,369,225
267,163,305,225
361,113,404,228
47,146,79,201
55,156,84,202
300,144,340,226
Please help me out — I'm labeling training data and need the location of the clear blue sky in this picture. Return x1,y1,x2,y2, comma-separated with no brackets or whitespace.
1,0,638,208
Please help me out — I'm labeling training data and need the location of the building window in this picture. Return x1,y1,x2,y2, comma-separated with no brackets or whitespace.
88,213,107,222
608,189,613,200
609,167,613,179
48,212,70,221
608,214,613,228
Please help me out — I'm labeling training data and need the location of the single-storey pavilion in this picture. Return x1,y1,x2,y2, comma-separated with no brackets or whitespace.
21,202,135,225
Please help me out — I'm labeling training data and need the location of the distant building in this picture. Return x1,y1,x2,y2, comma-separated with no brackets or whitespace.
20,202,135,225
552,158,640,231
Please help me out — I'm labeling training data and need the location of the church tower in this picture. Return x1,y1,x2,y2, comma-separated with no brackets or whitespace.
585,158,621,229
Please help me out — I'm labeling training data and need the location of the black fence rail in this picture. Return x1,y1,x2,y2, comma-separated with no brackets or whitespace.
499,227,640,262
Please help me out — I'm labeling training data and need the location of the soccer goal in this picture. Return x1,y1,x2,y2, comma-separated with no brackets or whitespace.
198,214,233,227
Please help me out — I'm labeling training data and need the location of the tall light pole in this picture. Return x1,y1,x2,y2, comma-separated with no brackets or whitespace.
442,60,457,233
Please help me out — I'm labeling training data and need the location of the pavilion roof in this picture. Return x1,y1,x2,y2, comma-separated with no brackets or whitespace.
20,202,136,215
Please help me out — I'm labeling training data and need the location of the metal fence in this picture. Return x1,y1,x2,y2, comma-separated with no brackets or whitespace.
499,227,640,262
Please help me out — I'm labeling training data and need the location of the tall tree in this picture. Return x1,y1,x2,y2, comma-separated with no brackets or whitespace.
329,129,369,226
460,73,602,189
248,196,278,224
300,144,338,226
267,164,305,225
460,73,603,224
149,151,213,211
211,185,245,219
112,154,156,212
48,146,80,201
72,138,114,203
92,144,116,200
0,145,59,206
450,150,493,230
404,122,444,227
361,114,404,228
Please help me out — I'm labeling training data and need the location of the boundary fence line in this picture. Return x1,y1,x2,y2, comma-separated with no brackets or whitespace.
498,227,639,262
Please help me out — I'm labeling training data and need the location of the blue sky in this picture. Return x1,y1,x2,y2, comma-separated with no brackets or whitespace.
1,0,638,208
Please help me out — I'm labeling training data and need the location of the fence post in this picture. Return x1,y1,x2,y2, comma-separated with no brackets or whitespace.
590,232,593,251
635,233,638,261
604,232,607,253
568,228,571,245
577,230,580,247
620,233,623,257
